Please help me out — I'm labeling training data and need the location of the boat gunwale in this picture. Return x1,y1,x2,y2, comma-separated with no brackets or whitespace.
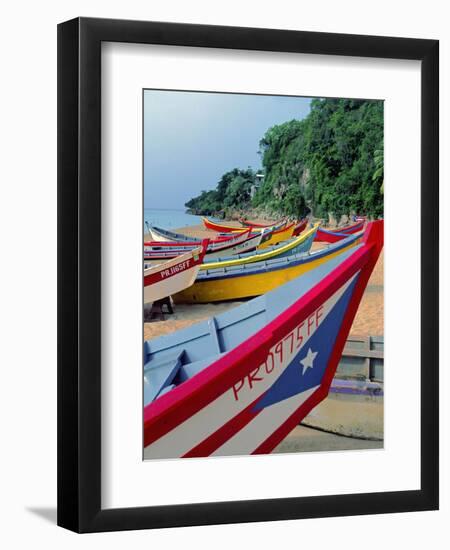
198,232,360,281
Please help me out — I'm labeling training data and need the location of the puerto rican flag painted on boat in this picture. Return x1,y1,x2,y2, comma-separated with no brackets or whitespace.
144,271,359,459
143,220,382,458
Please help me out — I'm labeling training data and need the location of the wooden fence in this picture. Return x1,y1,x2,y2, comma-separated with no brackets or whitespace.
337,336,384,382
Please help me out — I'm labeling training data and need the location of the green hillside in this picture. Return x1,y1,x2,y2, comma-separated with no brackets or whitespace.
186,98,384,220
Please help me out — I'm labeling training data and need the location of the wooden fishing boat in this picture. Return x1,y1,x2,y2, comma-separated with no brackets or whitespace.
239,218,285,229
203,216,287,234
202,217,248,233
314,221,365,243
173,231,362,304
147,223,272,246
292,219,307,236
144,229,263,260
144,241,208,304
143,221,383,458
201,223,319,270
257,222,296,249
338,220,365,234
314,227,352,243
147,225,232,244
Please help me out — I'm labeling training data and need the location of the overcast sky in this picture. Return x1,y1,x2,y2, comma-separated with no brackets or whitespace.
144,90,312,210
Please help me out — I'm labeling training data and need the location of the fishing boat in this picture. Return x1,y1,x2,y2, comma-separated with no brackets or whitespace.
338,220,365,233
257,222,296,249
239,218,285,229
143,221,383,458
144,241,208,304
314,227,353,243
202,217,285,234
314,221,365,243
202,217,249,233
201,223,319,270
144,229,263,261
147,225,232,244
292,219,307,236
147,223,272,246
173,231,361,304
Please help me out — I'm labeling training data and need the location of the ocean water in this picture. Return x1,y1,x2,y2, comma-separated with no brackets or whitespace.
144,208,203,231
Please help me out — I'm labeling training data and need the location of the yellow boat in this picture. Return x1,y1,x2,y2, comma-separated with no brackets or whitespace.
201,223,320,270
257,222,296,249
172,232,361,304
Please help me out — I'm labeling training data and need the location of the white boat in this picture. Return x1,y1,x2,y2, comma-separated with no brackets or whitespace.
147,225,198,243
144,230,263,260
144,241,208,304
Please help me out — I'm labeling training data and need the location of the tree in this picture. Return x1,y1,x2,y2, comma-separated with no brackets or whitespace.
372,149,384,195
186,98,384,219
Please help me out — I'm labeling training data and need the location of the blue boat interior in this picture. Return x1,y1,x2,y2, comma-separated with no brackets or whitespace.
144,244,361,406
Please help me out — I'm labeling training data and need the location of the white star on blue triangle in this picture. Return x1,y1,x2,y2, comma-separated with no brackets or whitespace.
300,348,318,375
253,275,359,411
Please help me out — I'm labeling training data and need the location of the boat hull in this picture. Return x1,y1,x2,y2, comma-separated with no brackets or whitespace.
144,242,207,303
314,227,350,243
240,218,285,229
148,225,231,244
292,219,307,236
144,229,260,260
257,223,295,249
147,226,179,243
202,217,248,233
315,221,365,242
173,237,359,303
339,221,365,234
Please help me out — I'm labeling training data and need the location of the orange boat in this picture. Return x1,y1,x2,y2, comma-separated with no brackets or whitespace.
202,217,248,233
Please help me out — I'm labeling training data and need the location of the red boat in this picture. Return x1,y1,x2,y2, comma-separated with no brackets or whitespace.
336,220,365,234
314,221,365,243
292,219,307,236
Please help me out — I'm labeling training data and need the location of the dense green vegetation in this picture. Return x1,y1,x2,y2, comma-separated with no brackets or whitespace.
185,168,257,216
185,98,384,220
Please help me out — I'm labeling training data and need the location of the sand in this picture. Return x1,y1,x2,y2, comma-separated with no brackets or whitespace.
351,249,383,336
144,223,383,340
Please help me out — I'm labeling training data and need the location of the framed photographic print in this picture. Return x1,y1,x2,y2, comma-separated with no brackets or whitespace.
57,17,439,532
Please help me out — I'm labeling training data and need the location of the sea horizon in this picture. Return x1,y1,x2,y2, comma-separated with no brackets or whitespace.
144,207,203,232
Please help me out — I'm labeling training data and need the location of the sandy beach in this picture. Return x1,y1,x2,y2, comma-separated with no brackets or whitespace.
144,223,384,340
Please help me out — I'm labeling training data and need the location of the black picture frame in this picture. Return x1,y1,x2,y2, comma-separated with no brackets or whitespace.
57,17,439,533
